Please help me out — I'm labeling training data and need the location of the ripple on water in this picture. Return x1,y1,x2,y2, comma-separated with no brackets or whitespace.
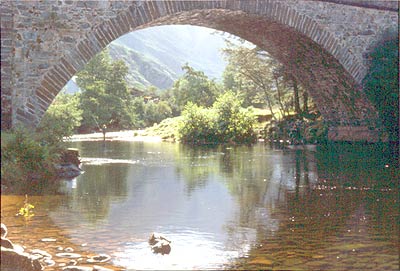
80,157,140,165
113,230,243,270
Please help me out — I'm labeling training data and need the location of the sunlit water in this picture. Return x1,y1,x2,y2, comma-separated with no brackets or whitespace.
1,141,399,270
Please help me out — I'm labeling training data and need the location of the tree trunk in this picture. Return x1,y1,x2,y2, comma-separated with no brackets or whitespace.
293,79,301,115
302,90,309,114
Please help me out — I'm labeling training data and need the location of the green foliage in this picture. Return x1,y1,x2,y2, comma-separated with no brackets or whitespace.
1,128,59,192
76,50,135,131
213,91,257,144
170,64,222,113
179,102,218,144
222,44,312,118
37,92,82,145
363,32,399,142
143,116,182,140
144,100,173,126
130,97,173,128
179,91,257,145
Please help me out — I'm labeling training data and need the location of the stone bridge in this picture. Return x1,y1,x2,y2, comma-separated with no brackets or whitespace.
1,0,398,141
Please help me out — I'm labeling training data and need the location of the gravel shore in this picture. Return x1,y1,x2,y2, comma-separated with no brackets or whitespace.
65,130,162,142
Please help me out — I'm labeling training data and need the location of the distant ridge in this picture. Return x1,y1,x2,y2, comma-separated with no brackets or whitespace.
65,25,242,93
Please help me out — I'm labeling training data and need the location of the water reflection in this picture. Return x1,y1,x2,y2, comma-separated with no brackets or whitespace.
1,141,398,270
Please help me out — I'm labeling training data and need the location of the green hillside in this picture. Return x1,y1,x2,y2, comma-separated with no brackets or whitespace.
66,25,232,92
110,25,229,90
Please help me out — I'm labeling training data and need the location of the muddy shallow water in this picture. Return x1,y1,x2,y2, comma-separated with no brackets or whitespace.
1,141,398,270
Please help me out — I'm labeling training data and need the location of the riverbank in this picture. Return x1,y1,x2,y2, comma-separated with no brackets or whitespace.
65,130,162,142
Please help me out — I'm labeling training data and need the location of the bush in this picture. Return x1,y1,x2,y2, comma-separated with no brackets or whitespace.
178,102,218,144
213,91,257,144
178,92,257,145
1,128,60,194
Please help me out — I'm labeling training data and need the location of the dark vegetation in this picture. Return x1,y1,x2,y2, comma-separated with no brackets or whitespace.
363,31,399,143
1,129,61,194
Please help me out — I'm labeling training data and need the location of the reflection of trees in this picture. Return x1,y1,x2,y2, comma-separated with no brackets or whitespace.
315,144,397,188
221,147,319,233
64,141,131,223
232,144,399,269
174,145,220,195
69,164,128,223
365,191,399,246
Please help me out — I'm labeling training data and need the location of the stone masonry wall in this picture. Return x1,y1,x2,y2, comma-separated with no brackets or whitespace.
0,0,398,142
1,1,14,129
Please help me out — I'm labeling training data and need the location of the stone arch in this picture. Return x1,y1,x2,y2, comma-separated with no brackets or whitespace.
23,0,381,140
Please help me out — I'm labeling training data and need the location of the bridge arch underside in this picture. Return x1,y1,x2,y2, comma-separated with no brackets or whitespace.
26,8,382,141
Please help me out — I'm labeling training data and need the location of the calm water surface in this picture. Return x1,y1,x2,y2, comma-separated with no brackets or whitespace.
1,141,398,270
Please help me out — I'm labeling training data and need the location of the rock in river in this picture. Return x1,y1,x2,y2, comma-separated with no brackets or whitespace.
86,254,111,263
1,247,43,271
148,233,171,255
1,224,43,271
56,252,82,259
1,237,14,249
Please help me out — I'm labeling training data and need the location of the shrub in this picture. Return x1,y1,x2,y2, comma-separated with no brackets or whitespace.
178,92,257,145
363,31,399,142
1,128,60,193
178,102,218,144
213,91,257,144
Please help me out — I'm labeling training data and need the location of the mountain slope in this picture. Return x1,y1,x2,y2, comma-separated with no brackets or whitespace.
110,25,229,90
66,25,234,92
108,43,177,90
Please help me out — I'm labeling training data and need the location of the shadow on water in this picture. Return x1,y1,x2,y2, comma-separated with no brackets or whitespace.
229,142,399,270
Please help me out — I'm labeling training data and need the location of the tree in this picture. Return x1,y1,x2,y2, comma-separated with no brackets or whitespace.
222,44,312,119
76,50,135,131
223,45,277,117
171,64,222,113
37,92,83,144
143,100,173,127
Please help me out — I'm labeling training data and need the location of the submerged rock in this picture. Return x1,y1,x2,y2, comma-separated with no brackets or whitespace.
151,239,171,255
148,232,170,246
40,238,57,242
1,237,14,249
86,254,111,263
148,233,171,255
55,252,82,258
42,258,56,267
1,247,43,271
30,249,52,260
64,247,74,252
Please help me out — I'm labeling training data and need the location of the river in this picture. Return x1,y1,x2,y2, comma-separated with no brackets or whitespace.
1,140,398,270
